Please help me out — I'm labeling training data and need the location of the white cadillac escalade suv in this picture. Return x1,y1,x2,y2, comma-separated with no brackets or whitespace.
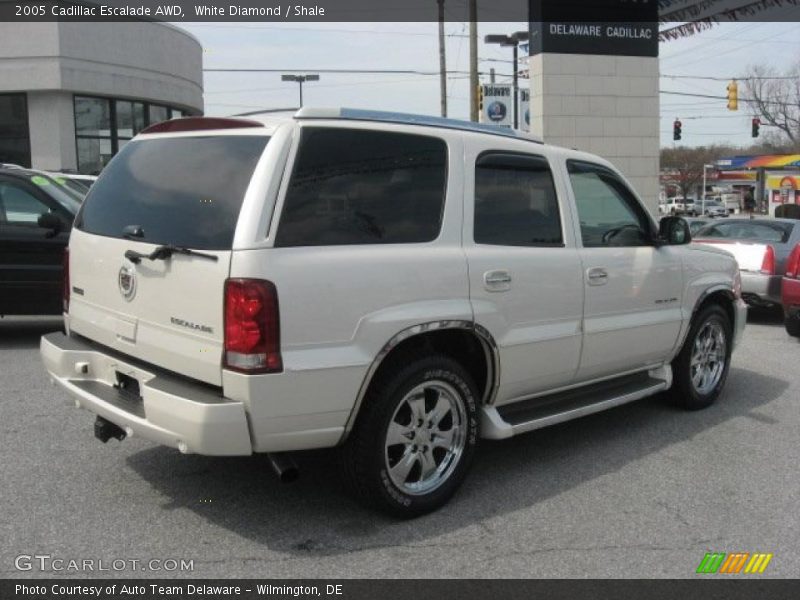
41,109,746,517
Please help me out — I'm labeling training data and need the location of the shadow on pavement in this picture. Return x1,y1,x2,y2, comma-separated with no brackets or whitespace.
126,366,788,557
0,317,63,350
746,306,783,326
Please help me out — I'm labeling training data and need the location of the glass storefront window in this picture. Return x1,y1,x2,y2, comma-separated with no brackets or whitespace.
133,102,146,134
0,93,31,167
77,138,113,175
149,105,168,125
75,97,111,136
73,95,189,173
116,101,134,138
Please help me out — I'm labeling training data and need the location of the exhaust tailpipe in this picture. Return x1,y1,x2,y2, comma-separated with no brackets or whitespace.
267,452,299,483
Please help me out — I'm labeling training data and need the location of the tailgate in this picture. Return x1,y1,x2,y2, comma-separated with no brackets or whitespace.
68,229,230,386
695,239,767,272
64,133,271,386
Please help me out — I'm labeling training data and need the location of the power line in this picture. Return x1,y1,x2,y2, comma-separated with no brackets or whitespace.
204,68,512,76
660,90,790,107
663,74,799,81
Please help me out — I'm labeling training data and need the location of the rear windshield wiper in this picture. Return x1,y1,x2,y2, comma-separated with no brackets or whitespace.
124,245,218,264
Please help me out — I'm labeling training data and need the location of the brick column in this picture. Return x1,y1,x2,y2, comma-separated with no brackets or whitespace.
528,53,660,215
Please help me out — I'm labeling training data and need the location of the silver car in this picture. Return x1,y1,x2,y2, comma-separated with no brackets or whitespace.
700,200,728,218
693,218,800,307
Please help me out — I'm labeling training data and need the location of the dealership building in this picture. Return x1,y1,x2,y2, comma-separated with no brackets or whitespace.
0,21,203,174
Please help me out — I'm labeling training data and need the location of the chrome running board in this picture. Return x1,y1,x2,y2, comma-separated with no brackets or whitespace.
480,366,671,440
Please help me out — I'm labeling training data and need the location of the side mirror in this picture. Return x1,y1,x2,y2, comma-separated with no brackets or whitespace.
658,216,691,245
37,212,63,238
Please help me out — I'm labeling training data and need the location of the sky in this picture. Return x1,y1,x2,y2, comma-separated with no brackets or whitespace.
178,20,800,150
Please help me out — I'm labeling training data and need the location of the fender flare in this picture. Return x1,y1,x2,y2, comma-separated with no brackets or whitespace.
340,320,501,440
676,284,737,351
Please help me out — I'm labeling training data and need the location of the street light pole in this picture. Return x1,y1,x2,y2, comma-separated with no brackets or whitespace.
281,74,320,108
702,164,714,217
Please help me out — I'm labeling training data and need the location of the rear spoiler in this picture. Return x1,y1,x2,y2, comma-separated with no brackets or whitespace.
141,117,264,134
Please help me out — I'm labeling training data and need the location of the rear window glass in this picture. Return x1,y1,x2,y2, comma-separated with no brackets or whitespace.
75,135,269,250
695,221,793,243
275,128,447,247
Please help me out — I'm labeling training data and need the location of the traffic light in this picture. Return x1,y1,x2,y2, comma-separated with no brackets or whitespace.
752,117,761,138
477,85,484,112
726,79,738,111
673,119,682,141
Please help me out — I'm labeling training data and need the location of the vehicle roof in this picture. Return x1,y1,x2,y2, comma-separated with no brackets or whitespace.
0,167,39,180
138,107,546,145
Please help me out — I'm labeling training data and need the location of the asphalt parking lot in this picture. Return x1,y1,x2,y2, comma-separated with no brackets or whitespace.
1,311,798,579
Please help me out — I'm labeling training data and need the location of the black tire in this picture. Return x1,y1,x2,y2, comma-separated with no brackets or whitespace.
670,304,733,410
785,314,800,338
339,355,479,517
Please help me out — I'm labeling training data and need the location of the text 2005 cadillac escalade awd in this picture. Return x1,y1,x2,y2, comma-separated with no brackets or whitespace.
41,109,746,516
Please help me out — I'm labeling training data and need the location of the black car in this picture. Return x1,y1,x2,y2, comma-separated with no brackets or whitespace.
0,168,80,316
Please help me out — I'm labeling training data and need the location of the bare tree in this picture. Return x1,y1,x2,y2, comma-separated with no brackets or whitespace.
743,61,800,148
660,146,729,198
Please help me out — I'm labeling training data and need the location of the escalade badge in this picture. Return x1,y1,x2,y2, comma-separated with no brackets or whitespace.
118,265,137,301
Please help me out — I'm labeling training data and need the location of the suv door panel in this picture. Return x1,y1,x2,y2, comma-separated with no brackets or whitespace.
0,176,70,315
465,144,584,404
565,160,683,380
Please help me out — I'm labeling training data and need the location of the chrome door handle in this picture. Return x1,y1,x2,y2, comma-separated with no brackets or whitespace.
587,267,608,285
484,270,512,292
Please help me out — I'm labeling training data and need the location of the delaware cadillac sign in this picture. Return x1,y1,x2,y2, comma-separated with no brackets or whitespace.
529,0,658,57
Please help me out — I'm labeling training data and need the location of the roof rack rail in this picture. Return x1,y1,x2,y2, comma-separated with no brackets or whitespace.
294,107,543,144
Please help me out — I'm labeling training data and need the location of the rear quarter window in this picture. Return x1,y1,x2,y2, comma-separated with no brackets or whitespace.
75,135,269,250
275,128,447,247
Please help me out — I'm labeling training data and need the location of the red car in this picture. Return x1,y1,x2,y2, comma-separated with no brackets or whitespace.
783,243,800,337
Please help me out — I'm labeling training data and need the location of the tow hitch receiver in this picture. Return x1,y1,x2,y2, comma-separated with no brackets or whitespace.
94,416,127,443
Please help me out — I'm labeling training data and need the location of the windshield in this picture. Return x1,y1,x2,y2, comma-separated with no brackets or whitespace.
26,173,82,214
75,135,270,250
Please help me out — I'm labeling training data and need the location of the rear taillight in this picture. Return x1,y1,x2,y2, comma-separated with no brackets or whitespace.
760,245,775,275
785,243,800,279
223,279,282,374
62,248,70,313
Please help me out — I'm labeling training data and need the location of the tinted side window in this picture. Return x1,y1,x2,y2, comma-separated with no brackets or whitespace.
567,161,651,248
275,128,447,247
0,181,49,225
474,153,563,247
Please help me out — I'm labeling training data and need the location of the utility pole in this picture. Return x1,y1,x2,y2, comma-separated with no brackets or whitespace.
437,0,447,118
469,0,478,122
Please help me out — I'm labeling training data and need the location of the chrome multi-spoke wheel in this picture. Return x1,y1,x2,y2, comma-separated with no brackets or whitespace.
690,320,727,395
384,381,467,495
670,304,732,410
340,354,478,517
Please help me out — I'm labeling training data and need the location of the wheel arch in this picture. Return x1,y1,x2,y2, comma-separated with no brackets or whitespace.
676,285,737,352
694,286,736,326
340,321,500,441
